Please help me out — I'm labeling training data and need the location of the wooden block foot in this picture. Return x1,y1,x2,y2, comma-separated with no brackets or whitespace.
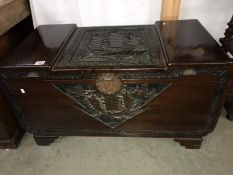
0,128,25,149
224,99,233,121
174,137,203,149
33,135,58,146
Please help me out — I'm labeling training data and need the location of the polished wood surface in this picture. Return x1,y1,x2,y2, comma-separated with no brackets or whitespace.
0,16,33,149
0,24,76,70
156,19,231,66
0,0,30,35
0,16,33,59
0,20,231,149
10,76,218,132
0,83,24,148
221,39,233,55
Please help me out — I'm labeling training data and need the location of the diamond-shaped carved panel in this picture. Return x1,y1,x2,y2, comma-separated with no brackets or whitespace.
54,83,171,128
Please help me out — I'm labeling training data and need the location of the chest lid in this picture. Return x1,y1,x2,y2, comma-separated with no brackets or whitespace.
156,19,232,67
0,24,76,70
52,25,166,71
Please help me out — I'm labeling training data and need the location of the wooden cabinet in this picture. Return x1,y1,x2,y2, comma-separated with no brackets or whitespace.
0,13,33,148
0,86,24,148
0,20,231,149
0,0,30,35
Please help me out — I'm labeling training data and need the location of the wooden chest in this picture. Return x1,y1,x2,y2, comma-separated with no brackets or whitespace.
0,20,232,149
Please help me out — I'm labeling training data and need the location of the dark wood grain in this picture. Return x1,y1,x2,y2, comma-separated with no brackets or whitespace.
9,76,217,132
224,99,233,121
33,135,58,146
156,19,231,67
0,83,24,149
0,16,33,59
0,0,30,35
0,16,33,149
0,24,76,70
0,20,231,148
174,137,203,149
220,15,233,120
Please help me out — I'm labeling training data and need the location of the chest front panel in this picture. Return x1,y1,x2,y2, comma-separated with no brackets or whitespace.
5,69,225,137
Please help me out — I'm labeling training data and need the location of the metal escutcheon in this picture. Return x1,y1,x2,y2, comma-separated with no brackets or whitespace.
182,69,197,76
96,73,122,95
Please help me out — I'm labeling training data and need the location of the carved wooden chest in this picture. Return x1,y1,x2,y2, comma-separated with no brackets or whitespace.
0,20,232,149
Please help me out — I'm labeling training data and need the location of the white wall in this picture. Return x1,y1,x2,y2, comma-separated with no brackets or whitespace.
29,0,232,40
29,0,161,27
179,0,233,40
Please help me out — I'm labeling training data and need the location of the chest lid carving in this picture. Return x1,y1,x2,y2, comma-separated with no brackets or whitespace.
53,25,166,71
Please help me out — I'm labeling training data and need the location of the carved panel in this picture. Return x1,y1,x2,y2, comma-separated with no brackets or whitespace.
54,25,164,68
54,83,171,128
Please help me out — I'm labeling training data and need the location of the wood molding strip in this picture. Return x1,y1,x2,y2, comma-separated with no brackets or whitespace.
161,0,181,21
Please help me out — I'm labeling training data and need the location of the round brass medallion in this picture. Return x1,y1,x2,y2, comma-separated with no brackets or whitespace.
96,73,122,95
